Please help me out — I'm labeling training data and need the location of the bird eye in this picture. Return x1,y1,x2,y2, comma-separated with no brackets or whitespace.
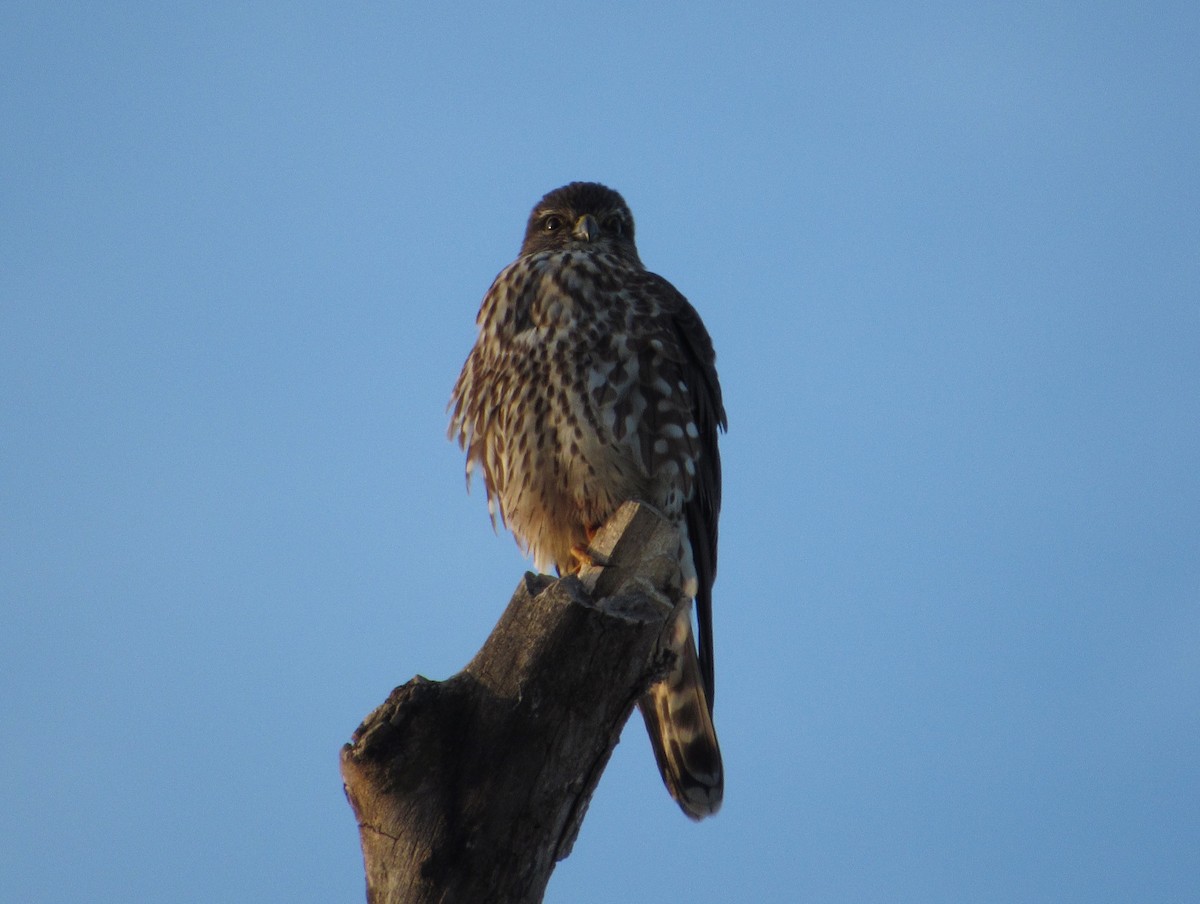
542,215,564,233
603,215,624,236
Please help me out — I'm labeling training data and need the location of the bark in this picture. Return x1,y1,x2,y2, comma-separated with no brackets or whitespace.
341,502,682,904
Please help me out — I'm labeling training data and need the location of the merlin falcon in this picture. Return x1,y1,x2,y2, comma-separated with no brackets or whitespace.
449,182,726,819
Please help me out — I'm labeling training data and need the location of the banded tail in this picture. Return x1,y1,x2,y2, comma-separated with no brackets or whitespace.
638,611,723,819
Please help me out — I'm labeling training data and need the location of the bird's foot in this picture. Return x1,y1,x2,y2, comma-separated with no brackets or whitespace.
570,543,611,569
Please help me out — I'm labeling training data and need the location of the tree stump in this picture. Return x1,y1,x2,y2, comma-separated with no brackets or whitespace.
341,502,683,904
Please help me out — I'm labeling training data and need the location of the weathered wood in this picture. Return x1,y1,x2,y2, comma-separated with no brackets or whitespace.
341,502,682,904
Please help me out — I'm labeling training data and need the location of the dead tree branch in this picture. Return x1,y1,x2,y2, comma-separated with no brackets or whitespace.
341,502,681,904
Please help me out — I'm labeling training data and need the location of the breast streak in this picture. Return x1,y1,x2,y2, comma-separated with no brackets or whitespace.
501,258,658,572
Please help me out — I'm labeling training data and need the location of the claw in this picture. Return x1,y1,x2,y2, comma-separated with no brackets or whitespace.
570,543,611,570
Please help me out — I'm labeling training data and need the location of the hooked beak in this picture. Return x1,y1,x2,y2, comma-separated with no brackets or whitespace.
572,214,599,242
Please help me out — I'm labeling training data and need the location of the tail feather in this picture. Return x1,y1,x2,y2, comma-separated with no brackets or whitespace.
639,614,723,820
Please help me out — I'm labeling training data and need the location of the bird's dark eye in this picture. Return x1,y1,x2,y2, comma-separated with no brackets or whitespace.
603,215,624,236
542,215,564,233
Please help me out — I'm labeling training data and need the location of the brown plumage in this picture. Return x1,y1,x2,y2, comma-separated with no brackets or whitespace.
449,182,727,819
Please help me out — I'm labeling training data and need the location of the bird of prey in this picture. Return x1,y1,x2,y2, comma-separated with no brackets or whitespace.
449,182,726,819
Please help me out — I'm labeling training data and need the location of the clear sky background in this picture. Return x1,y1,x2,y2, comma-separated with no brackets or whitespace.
3,3,1198,902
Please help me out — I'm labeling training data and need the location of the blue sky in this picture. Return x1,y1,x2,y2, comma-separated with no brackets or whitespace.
2,3,1198,902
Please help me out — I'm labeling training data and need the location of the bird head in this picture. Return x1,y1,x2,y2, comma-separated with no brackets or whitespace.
518,182,640,262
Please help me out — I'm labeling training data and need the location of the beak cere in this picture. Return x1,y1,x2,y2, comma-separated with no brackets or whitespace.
572,214,599,242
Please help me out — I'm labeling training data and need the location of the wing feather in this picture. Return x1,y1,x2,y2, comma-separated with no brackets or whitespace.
647,273,726,710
